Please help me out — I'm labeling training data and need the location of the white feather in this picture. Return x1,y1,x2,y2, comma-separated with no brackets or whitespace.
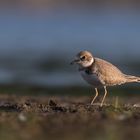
80,70,103,87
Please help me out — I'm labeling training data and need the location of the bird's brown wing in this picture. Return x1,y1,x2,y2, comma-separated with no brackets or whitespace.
92,58,126,86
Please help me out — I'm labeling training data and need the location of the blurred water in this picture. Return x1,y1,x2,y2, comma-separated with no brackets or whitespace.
0,7,139,87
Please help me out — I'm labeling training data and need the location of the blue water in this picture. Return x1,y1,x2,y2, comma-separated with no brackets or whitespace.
0,7,139,86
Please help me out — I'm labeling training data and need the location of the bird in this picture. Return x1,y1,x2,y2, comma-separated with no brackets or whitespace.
71,50,140,107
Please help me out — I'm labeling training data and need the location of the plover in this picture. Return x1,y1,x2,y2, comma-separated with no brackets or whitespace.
71,51,140,107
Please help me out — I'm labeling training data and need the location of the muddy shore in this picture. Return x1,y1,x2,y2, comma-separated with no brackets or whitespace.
0,95,139,140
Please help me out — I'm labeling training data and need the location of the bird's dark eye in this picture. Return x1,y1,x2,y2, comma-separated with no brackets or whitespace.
80,56,86,61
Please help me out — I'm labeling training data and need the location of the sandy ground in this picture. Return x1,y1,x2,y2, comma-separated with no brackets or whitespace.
0,95,140,140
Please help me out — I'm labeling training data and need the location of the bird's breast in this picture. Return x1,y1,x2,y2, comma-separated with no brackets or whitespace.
80,70,103,87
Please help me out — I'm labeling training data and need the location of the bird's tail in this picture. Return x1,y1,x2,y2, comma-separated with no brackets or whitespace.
125,75,140,83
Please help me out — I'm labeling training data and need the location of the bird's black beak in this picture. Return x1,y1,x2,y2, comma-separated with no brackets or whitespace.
70,59,80,65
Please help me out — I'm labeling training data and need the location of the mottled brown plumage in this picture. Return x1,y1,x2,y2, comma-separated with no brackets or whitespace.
86,58,127,86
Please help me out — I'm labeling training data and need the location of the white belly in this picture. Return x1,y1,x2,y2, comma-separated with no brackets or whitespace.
80,71,103,87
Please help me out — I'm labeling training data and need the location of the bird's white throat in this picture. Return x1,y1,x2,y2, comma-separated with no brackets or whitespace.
82,57,94,68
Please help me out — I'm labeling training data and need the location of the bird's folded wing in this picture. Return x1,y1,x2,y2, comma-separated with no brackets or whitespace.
93,58,126,86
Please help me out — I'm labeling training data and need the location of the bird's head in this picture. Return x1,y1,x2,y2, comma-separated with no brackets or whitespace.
71,51,94,68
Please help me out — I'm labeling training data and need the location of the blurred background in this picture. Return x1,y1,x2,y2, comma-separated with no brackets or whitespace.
0,0,139,92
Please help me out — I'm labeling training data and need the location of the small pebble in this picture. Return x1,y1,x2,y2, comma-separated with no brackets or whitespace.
18,113,27,122
133,104,140,108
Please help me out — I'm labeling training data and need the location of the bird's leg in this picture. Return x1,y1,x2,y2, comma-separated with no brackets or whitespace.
100,86,107,107
91,88,98,105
